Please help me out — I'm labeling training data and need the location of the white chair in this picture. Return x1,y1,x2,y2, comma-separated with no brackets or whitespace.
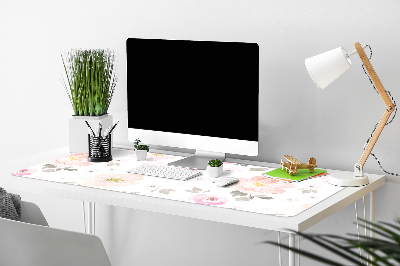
0,201,111,266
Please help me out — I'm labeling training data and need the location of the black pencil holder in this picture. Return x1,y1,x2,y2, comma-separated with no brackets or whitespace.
88,134,112,162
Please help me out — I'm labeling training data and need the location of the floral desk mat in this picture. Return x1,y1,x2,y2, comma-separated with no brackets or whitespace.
11,149,344,217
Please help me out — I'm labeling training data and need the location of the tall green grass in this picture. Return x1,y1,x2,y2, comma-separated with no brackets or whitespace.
61,49,118,116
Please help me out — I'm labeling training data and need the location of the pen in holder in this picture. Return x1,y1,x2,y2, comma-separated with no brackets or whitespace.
88,134,112,162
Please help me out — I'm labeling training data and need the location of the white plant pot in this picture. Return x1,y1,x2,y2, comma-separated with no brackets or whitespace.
135,150,147,161
69,114,113,153
207,165,223,178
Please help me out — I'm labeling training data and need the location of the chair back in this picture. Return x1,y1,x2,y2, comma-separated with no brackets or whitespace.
0,201,111,266
20,201,48,226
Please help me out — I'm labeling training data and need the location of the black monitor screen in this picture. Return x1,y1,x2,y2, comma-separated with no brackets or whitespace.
126,38,259,142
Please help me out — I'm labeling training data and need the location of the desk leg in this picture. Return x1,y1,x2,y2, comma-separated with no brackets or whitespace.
370,190,376,265
370,190,375,238
83,201,95,235
289,233,295,266
297,234,300,266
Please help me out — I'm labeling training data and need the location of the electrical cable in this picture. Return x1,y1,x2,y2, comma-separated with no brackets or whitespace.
361,45,399,176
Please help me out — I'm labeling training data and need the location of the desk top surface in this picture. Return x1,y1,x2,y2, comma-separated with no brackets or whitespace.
0,146,385,232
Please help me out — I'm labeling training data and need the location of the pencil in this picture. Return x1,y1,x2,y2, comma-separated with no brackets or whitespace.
85,120,95,136
105,121,119,138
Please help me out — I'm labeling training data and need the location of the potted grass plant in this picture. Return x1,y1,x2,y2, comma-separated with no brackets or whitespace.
61,49,118,152
134,138,150,161
207,159,223,177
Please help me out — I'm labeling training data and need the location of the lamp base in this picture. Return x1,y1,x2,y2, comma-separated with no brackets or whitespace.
328,171,369,187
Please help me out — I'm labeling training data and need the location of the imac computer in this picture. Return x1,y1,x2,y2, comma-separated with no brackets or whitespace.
126,38,259,169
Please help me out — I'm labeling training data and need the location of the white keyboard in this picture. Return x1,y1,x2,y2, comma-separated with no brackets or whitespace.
127,164,202,181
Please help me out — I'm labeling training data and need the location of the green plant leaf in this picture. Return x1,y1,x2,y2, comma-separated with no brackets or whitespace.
263,219,400,266
61,49,118,116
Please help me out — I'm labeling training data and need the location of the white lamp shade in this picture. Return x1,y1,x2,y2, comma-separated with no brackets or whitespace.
305,47,352,89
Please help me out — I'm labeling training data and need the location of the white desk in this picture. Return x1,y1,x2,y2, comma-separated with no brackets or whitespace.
0,146,385,266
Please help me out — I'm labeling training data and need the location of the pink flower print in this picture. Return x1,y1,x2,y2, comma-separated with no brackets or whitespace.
222,162,243,172
317,174,330,183
191,194,228,206
299,183,321,190
230,205,244,210
81,173,144,189
306,194,319,201
144,184,162,191
146,153,177,161
12,168,37,176
234,176,295,194
49,153,92,167
283,197,299,202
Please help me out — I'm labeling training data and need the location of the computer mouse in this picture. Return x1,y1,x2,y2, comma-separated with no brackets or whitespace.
215,177,239,187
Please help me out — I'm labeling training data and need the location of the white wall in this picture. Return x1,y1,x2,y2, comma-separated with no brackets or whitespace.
2,0,400,265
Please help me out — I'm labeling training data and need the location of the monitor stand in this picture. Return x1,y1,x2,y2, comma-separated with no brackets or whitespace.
168,150,225,170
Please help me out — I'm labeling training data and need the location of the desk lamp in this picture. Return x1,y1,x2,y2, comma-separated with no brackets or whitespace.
305,42,395,186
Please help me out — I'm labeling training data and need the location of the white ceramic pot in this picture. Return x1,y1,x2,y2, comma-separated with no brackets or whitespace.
207,165,223,178
69,114,113,153
135,150,147,161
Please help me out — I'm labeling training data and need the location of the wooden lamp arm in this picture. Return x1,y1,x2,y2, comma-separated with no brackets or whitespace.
355,43,395,110
354,42,394,175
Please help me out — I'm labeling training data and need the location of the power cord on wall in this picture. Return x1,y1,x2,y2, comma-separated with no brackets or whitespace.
361,45,399,176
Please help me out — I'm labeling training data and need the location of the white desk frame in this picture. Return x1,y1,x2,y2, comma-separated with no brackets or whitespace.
0,146,385,266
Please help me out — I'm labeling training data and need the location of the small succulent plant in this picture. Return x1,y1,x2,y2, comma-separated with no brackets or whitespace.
134,138,149,152
208,159,223,167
